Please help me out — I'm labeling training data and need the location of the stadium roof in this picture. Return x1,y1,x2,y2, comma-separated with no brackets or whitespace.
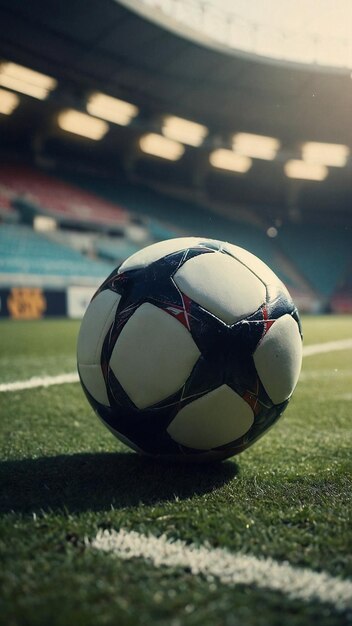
0,0,351,224
132,0,352,72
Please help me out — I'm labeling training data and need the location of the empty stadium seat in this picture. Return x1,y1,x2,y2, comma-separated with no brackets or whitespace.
0,224,114,282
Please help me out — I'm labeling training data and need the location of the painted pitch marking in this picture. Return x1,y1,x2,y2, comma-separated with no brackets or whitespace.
91,528,352,612
302,338,352,357
0,338,351,393
0,372,79,392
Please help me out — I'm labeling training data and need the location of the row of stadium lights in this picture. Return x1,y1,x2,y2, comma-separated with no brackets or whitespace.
0,61,350,181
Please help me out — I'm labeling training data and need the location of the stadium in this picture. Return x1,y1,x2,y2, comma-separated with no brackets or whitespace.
0,0,351,624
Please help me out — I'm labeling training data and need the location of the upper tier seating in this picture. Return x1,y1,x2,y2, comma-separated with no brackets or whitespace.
0,165,127,228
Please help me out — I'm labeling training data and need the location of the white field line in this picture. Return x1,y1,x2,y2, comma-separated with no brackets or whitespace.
0,338,351,393
302,338,352,357
0,372,79,393
91,529,352,612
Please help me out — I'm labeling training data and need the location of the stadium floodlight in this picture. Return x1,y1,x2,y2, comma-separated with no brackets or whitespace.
209,149,252,173
139,133,185,160
58,109,109,140
233,133,280,160
302,142,349,167
162,115,208,147
0,88,19,115
0,62,57,100
284,159,328,181
87,92,138,126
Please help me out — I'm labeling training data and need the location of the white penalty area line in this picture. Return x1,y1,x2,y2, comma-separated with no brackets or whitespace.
0,338,351,393
90,529,352,612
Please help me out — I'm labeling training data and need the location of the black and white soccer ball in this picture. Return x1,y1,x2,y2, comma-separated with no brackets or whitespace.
77,237,302,462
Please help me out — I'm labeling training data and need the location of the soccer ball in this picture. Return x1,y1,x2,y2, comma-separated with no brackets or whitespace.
77,237,302,462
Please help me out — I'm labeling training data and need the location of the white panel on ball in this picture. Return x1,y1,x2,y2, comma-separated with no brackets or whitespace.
77,289,121,365
254,314,302,404
109,302,200,409
167,384,254,449
78,364,110,407
224,242,290,295
173,251,266,324
118,237,205,274
77,289,121,407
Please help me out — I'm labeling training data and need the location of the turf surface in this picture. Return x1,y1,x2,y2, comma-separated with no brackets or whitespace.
0,316,351,626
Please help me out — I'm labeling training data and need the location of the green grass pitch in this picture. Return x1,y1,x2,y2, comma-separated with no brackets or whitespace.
0,316,351,626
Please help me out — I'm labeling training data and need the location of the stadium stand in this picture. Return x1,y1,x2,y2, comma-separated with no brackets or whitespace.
70,179,283,270
278,224,352,298
70,175,352,311
69,176,314,295
0,162,350,313
94,238,141,264
330,267,352,313
0,165,128,230
0,224,114,285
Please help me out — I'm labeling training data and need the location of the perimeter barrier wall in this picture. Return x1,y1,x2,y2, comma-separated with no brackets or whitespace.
0,285,95,319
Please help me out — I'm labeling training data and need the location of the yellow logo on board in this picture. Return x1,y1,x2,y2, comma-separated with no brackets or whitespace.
7,288,47,319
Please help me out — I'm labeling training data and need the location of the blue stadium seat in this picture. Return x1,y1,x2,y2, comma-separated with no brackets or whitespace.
278,224,352,296
95,238,140,263
0,224,114,280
